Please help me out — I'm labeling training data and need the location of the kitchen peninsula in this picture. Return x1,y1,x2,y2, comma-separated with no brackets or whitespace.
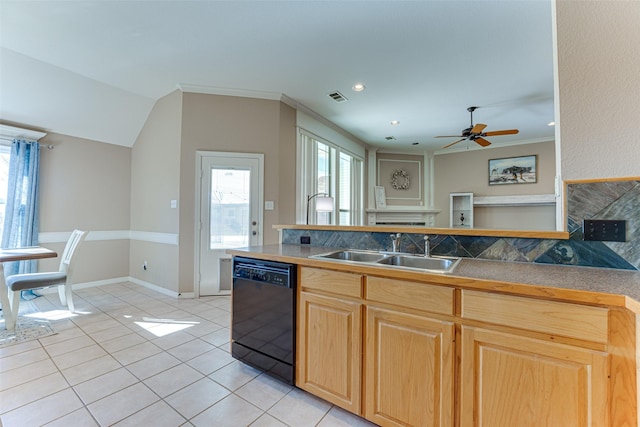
228,239,640,427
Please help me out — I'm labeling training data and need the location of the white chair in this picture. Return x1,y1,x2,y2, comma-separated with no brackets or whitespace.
6,230,87,324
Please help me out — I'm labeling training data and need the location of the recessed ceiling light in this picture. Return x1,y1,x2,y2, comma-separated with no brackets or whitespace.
548,121,556,126
352,83,366,92
390,120,400,125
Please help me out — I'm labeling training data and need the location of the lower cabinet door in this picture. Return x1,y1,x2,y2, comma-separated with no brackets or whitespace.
365,306,455,427
460,325,609,427
297,291,362,414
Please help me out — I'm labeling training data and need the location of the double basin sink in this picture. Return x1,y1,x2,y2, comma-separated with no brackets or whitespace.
310,249,461,274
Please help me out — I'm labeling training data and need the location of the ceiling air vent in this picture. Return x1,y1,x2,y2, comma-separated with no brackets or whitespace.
328,91,348,103
385,136,396,141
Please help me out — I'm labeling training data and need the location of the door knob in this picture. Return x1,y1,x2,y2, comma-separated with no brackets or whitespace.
252,221,257,226
252,231,257,235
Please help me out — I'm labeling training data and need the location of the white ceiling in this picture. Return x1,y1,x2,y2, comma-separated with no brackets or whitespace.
0,0,555,152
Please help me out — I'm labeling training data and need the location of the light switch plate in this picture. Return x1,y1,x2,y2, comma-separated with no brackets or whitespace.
583,219,626,242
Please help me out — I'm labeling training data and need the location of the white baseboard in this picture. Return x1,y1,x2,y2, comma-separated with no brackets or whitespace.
128,277,192,299
35,276,196,299
35,277,130,294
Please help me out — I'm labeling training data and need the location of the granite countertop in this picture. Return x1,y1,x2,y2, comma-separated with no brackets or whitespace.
228,244,640,312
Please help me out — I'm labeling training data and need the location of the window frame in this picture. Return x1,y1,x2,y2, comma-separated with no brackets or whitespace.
298,130,364,225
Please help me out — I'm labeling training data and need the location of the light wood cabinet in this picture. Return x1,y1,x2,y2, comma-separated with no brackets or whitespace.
459,325,609,426
365,306,455,427
296,268,363,413
364,276,456,426
295,266,634,427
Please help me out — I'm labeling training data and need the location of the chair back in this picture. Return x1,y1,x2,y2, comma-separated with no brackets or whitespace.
59,230,87,275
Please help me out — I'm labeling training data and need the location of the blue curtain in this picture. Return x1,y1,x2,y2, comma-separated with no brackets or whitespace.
2,139,40,288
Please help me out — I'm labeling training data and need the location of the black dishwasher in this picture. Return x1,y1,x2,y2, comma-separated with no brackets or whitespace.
231,256,296,385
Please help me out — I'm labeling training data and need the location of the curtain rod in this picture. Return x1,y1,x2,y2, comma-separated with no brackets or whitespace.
0,136,54,149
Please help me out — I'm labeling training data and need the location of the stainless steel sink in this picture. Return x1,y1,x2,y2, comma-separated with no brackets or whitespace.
311,249,387,263
375,254,461,273
310,249,461,274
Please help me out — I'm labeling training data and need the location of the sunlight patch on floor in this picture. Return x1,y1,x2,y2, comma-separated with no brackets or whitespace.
134,317,199,337
25,309,81,320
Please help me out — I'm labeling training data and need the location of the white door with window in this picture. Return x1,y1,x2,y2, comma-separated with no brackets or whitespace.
196,151,263,296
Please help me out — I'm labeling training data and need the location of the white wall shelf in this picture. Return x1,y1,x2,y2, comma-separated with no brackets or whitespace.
473,194,556,207
450,193,473,228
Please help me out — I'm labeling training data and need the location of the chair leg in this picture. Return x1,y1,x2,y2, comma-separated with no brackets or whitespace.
0,288,16,332
64,284,75,313
58,284,67,306
9,289,20,328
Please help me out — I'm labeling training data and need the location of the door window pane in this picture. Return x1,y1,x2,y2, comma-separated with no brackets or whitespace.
210,168,250,249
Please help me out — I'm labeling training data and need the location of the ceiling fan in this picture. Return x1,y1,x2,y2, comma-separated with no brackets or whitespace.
436,106,519,149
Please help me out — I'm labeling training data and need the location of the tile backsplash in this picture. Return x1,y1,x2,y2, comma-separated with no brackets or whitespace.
283,179,639,271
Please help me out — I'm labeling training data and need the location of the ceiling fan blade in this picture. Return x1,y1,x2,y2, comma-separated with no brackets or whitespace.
474,137,492,147
471,123,487,134
441,138,465,149
434,135,463,138
483,129,519,136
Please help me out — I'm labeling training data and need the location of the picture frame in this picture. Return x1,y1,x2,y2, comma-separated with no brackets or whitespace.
377,159,422,201
489,155,537,185
374,186,387,209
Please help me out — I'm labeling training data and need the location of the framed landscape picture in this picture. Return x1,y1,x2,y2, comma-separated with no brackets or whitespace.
489,155,537,185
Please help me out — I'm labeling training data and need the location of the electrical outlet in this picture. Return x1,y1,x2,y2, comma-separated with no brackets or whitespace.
583,219,626,242
143,260,148,270
300,236,311,245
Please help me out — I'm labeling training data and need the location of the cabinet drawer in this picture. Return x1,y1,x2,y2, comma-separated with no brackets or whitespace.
461,290,608,344
300,267,362,298
366,276,454,316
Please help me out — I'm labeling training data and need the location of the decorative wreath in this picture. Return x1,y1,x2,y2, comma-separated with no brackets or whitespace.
391,169,410,190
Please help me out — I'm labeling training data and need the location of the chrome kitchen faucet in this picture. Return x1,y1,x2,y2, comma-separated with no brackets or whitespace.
424,235,431,257
390,233,402,252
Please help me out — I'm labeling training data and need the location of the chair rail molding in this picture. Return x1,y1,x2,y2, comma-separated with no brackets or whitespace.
39,230,178,245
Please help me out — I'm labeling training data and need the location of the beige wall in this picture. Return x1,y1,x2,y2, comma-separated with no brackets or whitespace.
433,141,555,229
277,102,297,226
129,89,182,290
38,131,131,282
177,93,296,293
130,90,182,232
555,0,640,180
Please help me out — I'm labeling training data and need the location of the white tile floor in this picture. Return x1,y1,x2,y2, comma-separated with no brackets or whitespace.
0,282,377,427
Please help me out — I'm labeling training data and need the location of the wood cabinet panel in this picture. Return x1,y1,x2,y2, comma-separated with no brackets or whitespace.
460,325,609,426
365,306,454,427
461,289,609,343
301,267,362,298
366,276,454,316
296,291,362,413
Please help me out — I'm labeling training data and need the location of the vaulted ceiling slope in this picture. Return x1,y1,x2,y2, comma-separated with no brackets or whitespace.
0,1,555,151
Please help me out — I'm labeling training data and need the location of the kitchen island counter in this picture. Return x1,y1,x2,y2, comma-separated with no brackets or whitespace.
227,244,640,312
